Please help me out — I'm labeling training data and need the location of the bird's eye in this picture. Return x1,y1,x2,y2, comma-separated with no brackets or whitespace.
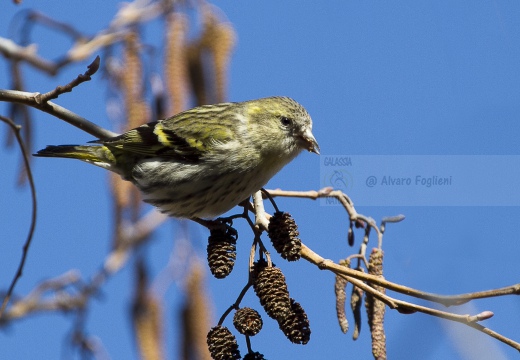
280,117,292,127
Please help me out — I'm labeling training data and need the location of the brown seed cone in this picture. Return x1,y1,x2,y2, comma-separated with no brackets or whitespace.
250,258,267,280
267,212,302,261
277,298,311,345
207,224,238,279
233,307,263,336
252,260,291,320
206,326,241,360
243,352,266,360
365,248,387,360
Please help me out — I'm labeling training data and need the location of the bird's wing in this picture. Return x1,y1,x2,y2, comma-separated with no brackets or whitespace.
96,113,235,162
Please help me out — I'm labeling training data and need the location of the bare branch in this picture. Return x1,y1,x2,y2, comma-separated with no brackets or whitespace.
341,272,520,351
0,116,38,318
0,37,58,75
27,11,86,41
35,56,100,103
0,89,117,139
301,244,520,305
1,271,82,322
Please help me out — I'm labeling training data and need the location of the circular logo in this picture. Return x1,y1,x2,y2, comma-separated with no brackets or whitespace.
323,169,353,192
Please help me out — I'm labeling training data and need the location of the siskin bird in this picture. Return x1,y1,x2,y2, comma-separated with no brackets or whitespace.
35,97,319,219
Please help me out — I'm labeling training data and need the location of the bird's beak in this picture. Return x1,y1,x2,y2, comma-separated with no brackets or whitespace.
300,128,320,155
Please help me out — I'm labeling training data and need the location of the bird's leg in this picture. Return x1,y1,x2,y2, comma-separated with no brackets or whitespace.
190,217,218,229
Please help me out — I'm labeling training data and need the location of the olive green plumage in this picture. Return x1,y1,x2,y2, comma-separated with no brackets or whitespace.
35,96,319,218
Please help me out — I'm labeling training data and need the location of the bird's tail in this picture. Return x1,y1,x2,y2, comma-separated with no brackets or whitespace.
34,145,117,171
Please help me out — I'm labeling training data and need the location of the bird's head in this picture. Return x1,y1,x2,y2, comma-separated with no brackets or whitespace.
245,97,320,158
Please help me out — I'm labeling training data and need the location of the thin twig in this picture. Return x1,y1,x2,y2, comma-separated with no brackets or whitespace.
0,89,117,139
217,282,252,325
0,37,58,75
260,188,279,212
27,11,86,41
0,271,81,322
0,116,38,317
341,273,520,351
121,210,168,247
266,188,384,247
301,244,520,306
35,56,100,103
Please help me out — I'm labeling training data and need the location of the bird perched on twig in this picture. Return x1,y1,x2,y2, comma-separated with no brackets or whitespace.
35,96,319,219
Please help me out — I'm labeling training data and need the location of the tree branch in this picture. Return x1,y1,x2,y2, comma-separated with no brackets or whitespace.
0,116,38,317
0,37,58,75
0,89,117,140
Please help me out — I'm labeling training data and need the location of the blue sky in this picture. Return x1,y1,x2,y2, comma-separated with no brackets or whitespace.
2,1,520,359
